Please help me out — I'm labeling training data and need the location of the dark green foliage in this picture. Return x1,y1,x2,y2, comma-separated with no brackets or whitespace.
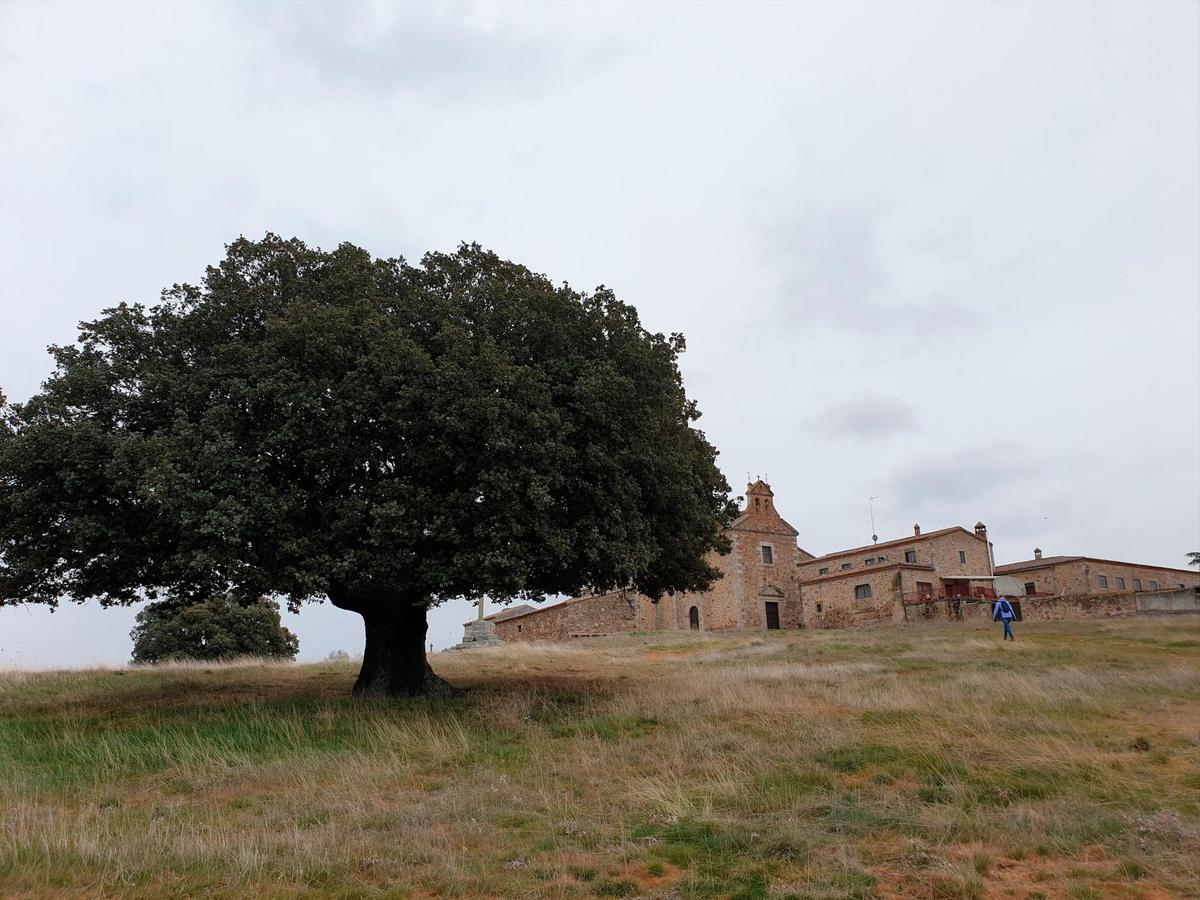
129,595,299,663
0,236,734,693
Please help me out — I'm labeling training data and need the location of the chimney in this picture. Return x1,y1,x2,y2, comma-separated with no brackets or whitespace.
913,523,921,536
974,522,987,540
1034,547,1042,560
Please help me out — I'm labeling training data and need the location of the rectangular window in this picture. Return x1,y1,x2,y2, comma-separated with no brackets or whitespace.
761,545,773,565
1024,582,1036,595
904,550,917,564
1149,580,1157,591
841,562,852,570
865,558,875,566
1115,577,1126,590
819,567,829,576
816,603,823,613
1098,575,1108,589
916,581,933,596
958,550,967,564
854,583,873,600
1133,579,1141,591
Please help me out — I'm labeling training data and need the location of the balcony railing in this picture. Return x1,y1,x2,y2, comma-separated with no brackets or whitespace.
902,587,1055,605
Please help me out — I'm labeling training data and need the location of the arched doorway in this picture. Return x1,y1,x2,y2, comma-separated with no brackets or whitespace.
688,606,700,630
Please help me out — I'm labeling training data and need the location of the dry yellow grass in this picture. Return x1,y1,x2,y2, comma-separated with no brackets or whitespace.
1,617,1198,898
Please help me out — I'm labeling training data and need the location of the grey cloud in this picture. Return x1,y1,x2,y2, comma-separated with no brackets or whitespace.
889,442,1042,509
761,205,985,336
811,392,919,439
236,1,623,102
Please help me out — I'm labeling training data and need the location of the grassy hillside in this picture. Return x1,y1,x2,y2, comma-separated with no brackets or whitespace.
2,618,1198,899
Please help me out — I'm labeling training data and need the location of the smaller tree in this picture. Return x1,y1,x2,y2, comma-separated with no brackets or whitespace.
130,596,299,663
1188,551,1200,568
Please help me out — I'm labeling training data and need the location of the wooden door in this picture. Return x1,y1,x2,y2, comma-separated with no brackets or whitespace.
765,601,780,630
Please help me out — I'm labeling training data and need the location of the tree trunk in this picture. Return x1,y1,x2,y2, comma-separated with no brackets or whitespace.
332,591,457,697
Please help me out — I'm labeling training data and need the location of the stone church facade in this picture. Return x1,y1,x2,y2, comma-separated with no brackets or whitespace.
491,480,808,642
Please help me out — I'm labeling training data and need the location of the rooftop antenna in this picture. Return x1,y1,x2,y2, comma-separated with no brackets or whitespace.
869,496,879,544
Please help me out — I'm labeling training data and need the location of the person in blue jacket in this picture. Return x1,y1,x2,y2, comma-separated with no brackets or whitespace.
993,595,1016,641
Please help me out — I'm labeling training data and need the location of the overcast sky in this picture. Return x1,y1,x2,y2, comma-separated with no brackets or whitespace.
2,0,1197,667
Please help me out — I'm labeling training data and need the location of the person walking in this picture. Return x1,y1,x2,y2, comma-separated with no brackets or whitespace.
993,595,1017,641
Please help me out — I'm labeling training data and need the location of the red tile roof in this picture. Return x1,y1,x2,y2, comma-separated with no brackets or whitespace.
996,556,1200,576
800,526,981,563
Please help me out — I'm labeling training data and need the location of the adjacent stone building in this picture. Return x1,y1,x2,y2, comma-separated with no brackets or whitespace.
796,523,995,628
995,550,1200,597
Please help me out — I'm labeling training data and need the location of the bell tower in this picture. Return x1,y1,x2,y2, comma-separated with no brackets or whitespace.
744,479,776,520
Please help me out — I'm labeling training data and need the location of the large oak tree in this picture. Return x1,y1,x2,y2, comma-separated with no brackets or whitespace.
0,237,736,695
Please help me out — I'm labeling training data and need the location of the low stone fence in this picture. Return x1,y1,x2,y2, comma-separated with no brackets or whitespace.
1136,589,1200,614
901,588,1197,625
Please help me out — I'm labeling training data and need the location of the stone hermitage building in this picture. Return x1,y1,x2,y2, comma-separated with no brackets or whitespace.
479,481,1200,643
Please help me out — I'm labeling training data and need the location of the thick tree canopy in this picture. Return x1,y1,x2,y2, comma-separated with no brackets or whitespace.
0,236,736,694
130,596,299,664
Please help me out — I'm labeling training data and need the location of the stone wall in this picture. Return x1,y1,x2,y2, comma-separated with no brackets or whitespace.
1021,592,1139,620
1136,589,1200,613
799,565,910,628
902,590,1200,626
961,593,1137,622
492,590,644,642
901,596,980,624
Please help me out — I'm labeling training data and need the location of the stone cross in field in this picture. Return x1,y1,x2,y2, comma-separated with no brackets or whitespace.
452,594,504,650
